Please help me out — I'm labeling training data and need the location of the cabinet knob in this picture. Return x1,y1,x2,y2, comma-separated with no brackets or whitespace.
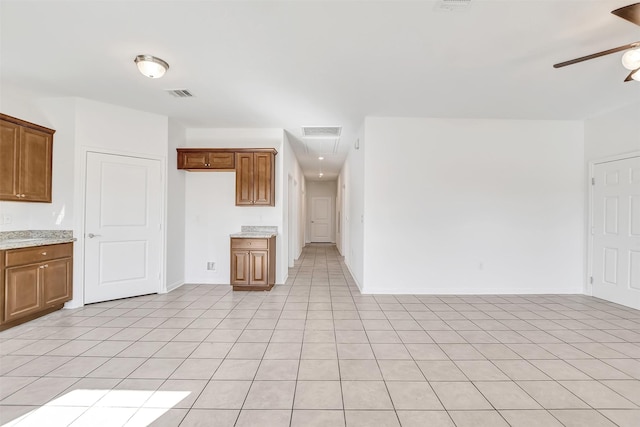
39,264,48,269
42,252,47,255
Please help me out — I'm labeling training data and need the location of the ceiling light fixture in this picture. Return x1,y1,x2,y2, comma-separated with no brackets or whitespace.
134,55,169,79
622,47,640,70
318,156,324,160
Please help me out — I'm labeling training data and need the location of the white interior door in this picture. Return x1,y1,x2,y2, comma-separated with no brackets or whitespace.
84,152,162,304
592,156,640,310
311,196,332,242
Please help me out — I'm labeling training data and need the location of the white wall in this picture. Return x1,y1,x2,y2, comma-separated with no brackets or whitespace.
73,99,170,307
584,102,640,162
166,120,186,291
283,132,305,267
0,90,77,232
340,125,366,289
183,128,292,285
0,91,171,307
356,117,584,294
583,102,640,295
336,175,344,255
306,180,337,243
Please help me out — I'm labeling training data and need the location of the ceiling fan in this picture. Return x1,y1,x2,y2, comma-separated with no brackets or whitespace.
553,3,640,82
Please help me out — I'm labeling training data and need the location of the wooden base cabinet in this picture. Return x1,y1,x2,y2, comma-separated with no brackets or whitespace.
1,243,73,330
230,237,275,291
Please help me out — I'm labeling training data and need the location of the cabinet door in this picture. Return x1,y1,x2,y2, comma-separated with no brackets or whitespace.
235,153,254,205
4,264,41,322
208,152,235,169
253,153,274,206
179,151,209,169
42,258,72,306
231,250,250,285
19,127,52,202
0,120,20,201
249,251,269,286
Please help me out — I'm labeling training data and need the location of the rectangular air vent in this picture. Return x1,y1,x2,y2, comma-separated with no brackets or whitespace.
165,89,194,98
301,126,342,138
434,0,471,12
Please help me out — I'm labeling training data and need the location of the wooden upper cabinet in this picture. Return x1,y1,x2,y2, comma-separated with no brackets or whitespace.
177,147,276,206
177,149,235,170
235,152,254,206
0,114,54,203
235,150,275,206
253,152,274,205
0,121,20,200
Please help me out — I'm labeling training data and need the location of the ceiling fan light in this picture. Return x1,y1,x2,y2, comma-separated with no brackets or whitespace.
134,55,169,78
621,48,640,70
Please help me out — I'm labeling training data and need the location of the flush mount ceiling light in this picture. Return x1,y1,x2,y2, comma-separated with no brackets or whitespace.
134,55,169,79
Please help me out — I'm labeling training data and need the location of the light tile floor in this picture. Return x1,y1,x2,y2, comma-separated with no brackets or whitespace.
1,244,639,426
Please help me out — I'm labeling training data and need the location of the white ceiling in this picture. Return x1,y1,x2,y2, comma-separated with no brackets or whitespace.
2,0,639,180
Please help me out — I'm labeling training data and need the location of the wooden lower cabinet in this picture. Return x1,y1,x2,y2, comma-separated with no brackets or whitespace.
1,242,73,330
4,264,41,322
230,237,275,291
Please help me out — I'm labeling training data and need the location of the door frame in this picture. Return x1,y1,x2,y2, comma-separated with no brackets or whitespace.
587,151,640,297
310,196,334,243
73,146,166,308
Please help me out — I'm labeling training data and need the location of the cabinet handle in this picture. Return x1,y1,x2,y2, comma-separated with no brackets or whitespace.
87,233,101,238
42,252,47,255
39,264,48,269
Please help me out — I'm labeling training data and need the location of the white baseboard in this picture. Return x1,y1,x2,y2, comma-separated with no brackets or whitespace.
165,280,185,293
358,286,584,295
345,263,363,292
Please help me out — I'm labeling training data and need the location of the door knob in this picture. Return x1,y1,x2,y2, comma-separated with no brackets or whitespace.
87,233,101,238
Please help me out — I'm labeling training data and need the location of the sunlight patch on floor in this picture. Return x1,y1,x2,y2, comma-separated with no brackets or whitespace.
2,390,190,427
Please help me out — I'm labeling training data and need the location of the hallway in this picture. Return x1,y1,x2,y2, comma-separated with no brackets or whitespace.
0,244,639,426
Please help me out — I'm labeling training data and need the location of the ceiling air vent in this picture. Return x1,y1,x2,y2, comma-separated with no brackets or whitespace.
434,0,471,12
165,89,194,98
301,126,342,138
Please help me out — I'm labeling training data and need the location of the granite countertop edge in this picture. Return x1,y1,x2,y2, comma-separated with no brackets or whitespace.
0,230,76,250
0,237,76,251
230,232,277,238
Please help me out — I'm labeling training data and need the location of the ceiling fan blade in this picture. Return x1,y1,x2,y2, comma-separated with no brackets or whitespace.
612,3,640,26
624,68,639,82
553,41,640,68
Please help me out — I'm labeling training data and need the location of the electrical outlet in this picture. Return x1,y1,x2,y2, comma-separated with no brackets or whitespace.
207,262,216,271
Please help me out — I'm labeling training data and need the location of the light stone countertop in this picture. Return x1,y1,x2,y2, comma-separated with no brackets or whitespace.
230,225,278,238
0,230,75,250
230,232,277,238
